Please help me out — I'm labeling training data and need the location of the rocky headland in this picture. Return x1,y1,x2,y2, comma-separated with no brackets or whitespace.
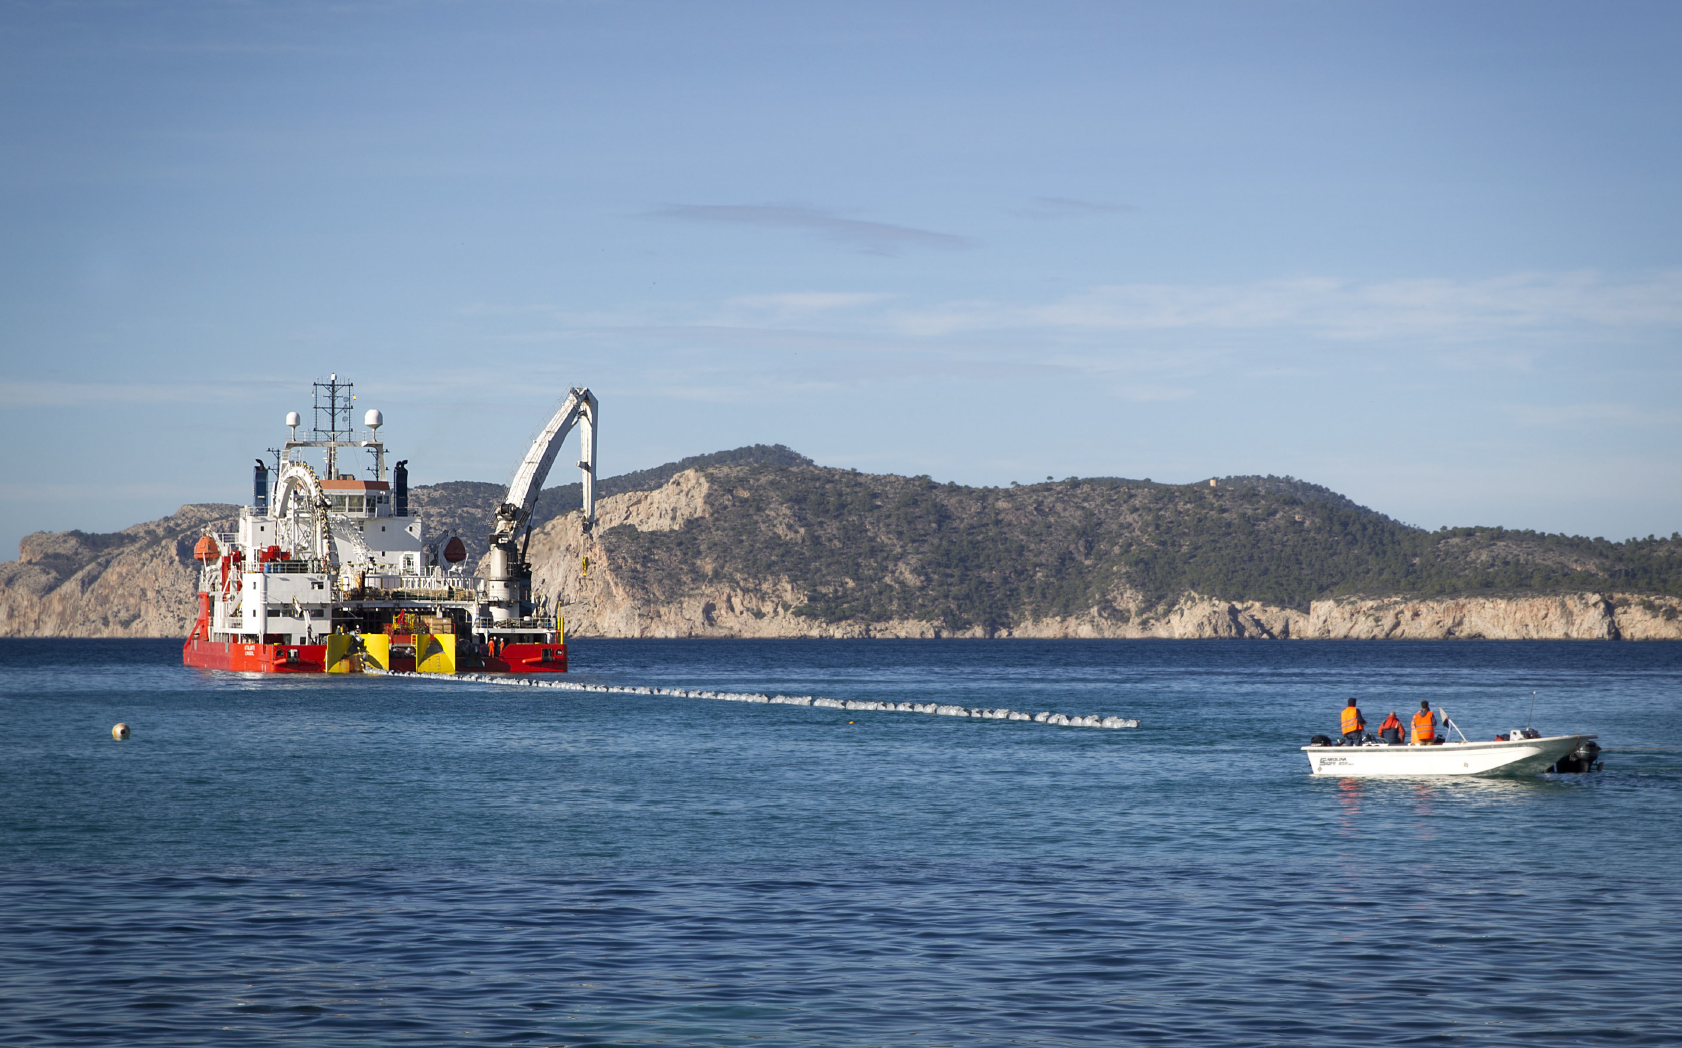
0,503,240,637
3,451,1679,640
528,467,1682,640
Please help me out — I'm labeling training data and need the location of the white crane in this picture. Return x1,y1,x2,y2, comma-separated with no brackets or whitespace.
492,387,598,546
483,387,598,622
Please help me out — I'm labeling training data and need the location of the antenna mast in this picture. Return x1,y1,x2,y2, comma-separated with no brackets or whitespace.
312,373,354,478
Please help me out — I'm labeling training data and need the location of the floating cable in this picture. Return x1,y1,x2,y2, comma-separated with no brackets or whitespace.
373,670,1140,729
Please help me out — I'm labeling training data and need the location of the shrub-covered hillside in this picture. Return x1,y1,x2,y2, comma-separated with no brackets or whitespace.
598,465,1682,631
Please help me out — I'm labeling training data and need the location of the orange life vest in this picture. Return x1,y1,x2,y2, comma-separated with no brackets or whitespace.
1411,709,1436,744
1341,706,1364,735
1379,714,1404,735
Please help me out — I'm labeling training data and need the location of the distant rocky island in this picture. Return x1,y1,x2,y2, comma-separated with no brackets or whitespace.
3,446,1679,640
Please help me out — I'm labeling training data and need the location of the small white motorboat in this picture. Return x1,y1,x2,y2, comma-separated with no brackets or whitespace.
1304,725,1600,778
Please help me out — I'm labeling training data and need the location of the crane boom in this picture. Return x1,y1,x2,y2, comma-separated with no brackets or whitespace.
492,387,598,549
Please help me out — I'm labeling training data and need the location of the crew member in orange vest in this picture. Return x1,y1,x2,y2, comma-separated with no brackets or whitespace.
1411,701,1439,745
1378,710,1405,744
1340,697,1367,745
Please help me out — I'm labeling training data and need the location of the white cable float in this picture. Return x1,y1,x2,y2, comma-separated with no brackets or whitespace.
372,670,1140,729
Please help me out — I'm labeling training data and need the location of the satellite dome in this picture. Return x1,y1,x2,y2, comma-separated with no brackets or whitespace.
285,411,301,427
364,408,383,428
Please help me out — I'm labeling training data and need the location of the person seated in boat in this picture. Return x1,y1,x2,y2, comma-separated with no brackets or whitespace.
1378,710,1405,745
1340,698,1367,745
1411,701,1441,745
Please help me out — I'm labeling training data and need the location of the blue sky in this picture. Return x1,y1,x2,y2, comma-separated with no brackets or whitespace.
3,0,1680,558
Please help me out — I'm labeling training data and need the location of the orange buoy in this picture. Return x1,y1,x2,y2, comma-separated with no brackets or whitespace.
112,723,130,740
193,535,220,562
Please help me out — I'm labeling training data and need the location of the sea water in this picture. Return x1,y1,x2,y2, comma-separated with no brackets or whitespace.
2,637,1679,1046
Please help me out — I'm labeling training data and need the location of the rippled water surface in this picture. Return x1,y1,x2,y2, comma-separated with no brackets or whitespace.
4,638,1681,1046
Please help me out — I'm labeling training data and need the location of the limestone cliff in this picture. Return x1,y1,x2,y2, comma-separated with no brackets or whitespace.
0,504,238,637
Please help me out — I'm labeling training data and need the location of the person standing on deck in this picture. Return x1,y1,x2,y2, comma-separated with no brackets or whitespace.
1341,698,1367,745
1411,701,1440,745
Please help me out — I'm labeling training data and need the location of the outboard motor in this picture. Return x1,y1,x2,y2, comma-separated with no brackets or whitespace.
393,460,409,517
253,460,269,514
1551,739,1602,774
1309,735,1333,748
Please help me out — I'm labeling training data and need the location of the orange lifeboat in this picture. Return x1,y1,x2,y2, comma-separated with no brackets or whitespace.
193,535,220,562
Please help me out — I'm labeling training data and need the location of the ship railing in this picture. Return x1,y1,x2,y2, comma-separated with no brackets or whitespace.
399,574,485,592
356,574,487,602
484,619,560,633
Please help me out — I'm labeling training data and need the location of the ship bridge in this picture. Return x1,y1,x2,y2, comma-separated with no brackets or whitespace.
321,477,393,517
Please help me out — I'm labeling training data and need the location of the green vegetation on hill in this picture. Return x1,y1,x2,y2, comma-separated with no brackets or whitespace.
598,466,1682,630
1210,474,1389,519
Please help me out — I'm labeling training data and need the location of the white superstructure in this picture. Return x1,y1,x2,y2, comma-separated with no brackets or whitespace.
200,376,436,647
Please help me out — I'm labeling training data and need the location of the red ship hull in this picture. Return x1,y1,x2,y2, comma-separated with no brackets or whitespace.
183,638,331,673
182,593,568,674
182,637,569,674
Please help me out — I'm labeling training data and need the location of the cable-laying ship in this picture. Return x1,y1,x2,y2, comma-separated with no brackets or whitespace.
183,375,597,674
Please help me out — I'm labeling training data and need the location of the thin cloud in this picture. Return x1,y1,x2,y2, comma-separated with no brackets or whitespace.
1112,384,1196,402
726,292,895,312
649,204,972,255
0,378,282,406
1501,403,1682,429
896,270,1682,340
1011,196,1137,220
463,268,1682,389
0,480,184,504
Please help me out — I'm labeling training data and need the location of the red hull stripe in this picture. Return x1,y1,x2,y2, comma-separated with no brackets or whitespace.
182,639,327,673
182,639,568,674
